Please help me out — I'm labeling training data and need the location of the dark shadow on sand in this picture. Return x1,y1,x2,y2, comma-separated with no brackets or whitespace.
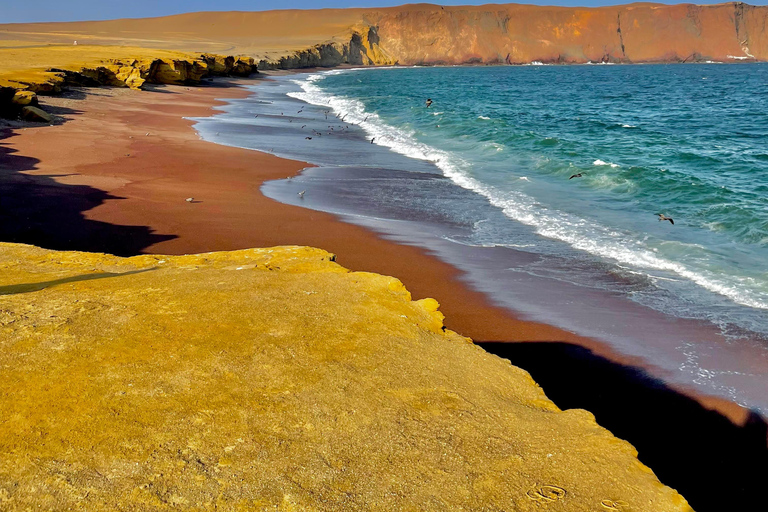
0,267,157,295
477,341,768,512
0,128,176,256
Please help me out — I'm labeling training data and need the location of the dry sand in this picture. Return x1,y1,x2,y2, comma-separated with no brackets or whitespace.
1,76,766,511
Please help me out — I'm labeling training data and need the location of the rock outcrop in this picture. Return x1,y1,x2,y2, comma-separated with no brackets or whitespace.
0,242,692,510
258,28,396,69
19,105,52,123
0,52,256,119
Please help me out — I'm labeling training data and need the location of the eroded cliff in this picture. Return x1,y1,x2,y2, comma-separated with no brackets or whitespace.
0,242,692,510
362,2,768,65
2,2,766,70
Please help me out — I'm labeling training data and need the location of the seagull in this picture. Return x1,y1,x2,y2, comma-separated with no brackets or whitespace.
569,173,584,179
185,197,195,203
657,213,674,225
305,136,312,140
298,190,306,198
426,98,433,107
301,125,306,129
145,132,150,136
371,137,375,144
364,116,369,122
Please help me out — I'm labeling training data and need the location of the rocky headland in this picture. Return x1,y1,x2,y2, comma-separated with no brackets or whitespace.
0,242,692,510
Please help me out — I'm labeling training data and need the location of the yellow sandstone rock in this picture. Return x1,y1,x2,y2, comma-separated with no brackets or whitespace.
0,242,692,511
19,105,52,122
10,90,37,106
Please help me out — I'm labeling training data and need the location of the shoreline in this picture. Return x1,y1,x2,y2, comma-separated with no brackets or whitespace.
1,75,766,511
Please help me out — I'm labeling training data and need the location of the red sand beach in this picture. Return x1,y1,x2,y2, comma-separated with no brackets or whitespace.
1,76,766,512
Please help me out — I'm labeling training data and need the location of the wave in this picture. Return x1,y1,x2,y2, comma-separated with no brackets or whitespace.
593,159,619,168
289,71,768,311
478,115,491,120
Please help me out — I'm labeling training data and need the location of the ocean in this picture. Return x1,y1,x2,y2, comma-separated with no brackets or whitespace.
192,64,768,414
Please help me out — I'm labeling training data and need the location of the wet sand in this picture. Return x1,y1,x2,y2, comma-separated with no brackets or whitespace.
1,76,766,512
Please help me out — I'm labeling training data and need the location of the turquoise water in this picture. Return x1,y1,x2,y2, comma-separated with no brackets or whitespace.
193,64,768,412
291,65,768,334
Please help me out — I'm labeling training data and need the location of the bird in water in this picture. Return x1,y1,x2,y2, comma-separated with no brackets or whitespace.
305,136,312,140
298,190,306,199
371,137,375,144
657,213,674,225
426,98,433,108
569,173,584,179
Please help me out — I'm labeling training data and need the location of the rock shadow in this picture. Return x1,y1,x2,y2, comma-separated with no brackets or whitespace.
477,341,768,512
0,128,176,256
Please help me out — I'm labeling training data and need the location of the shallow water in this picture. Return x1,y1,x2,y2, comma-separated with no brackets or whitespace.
192,65,768,414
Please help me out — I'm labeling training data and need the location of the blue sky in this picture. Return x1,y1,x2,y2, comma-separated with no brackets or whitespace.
5,1,766,24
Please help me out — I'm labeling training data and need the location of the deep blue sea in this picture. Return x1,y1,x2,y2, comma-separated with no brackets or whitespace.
193,64,768,414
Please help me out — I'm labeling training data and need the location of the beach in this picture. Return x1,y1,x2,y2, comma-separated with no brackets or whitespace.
1,73,766,511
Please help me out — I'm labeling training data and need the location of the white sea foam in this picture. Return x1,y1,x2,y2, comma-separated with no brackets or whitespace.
593,159,619,168
289,71,768,311
478,115,491,120
622,124,636,128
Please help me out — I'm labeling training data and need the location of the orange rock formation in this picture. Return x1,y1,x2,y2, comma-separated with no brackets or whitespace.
1,2,765,69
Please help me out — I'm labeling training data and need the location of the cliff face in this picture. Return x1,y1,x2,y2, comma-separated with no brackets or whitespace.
0,242,693,510
2,3,766,69
361,2,768,65
2,3,766,70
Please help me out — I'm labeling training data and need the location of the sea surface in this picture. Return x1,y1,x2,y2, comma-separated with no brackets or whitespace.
193,64,768,414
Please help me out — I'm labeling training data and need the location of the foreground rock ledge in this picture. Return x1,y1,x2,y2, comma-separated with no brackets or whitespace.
0,243,691,511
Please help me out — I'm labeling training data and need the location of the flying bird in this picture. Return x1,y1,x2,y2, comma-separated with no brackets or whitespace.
298,190,306,198
569,173,584,179
371,137,375,144
657,214,674,225
305,136,312,140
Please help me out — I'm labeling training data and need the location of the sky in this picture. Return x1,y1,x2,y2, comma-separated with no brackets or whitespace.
4,0,767,24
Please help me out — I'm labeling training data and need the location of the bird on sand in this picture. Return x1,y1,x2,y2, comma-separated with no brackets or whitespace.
569,173,584,179
185,197,195,203
657,213,674,225
298,190,306,198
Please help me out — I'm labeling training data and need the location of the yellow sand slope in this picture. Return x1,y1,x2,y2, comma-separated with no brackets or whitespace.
0,242,692,510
